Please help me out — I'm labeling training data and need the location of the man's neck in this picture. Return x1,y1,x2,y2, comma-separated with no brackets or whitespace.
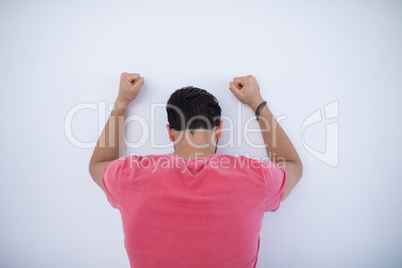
171,129,217,161
172,149,215,161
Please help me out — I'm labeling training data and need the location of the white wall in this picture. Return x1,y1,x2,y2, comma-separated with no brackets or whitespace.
1,1,401,267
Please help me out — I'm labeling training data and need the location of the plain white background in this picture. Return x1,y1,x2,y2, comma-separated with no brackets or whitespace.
1,0,401,267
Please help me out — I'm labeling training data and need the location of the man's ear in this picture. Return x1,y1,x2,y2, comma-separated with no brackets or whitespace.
216,120,223,140
166,124,175,142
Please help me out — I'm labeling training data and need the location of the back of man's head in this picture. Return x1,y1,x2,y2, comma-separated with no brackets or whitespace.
166,86,221,133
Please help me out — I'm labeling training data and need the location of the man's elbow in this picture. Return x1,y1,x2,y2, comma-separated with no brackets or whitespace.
296,160,303,181
286,159,303,180
88,160,97,180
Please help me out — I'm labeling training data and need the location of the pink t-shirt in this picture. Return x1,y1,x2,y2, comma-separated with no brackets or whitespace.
102,153,287,268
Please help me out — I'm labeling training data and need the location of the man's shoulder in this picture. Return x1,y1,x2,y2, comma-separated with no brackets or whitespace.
120,153,169,161
119,153,271,163
208,154,274,171
213,153,268,163
116,153,278,171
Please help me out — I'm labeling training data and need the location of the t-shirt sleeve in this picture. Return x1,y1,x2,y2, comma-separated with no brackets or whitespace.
261,160,287,212
101,157,125,209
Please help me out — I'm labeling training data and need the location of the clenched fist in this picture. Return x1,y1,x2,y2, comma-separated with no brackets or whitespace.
117,72,144,105
229,75,264,111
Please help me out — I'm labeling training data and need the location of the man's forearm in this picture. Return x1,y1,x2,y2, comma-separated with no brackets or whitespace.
229,75,302,200
90,99,128,164
249,99,302,166
88,73,143,190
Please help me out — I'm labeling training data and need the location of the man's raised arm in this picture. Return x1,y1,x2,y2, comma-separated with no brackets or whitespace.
229,75,303,201
89,72,144,191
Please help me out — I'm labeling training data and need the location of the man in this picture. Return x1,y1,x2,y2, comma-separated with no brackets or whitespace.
89,73,303,268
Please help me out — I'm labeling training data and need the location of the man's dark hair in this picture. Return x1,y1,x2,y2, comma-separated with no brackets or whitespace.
166,86,221,133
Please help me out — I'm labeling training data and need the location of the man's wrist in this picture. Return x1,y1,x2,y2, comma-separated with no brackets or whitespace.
114,98,130,111
249,97,265,113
